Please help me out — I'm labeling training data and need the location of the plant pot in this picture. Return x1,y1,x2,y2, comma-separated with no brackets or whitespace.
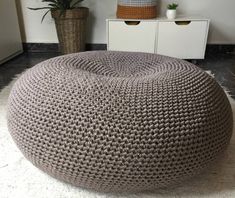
166,9,176,20
51,8,89,54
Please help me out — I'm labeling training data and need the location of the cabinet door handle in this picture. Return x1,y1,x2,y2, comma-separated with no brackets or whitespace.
124,21,141,26
175,21,191,25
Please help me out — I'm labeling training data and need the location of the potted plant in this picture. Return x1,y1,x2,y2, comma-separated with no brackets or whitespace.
29,0,89,54
166,3,178,20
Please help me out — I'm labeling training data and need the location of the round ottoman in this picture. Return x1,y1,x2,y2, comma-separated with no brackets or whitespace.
7,51,233,192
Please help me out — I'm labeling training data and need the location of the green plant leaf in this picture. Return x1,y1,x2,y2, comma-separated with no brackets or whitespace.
42,0,57,2
28,0,86,23
48,3,59,8
167,3,178,10
71,0,84,8
28,7,52,10
41,9,51,23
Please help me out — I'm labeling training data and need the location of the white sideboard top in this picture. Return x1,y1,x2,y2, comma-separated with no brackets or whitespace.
107,15,210,22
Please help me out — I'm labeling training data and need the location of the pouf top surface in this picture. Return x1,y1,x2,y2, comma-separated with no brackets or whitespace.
39,51,198,78
7,51,233,192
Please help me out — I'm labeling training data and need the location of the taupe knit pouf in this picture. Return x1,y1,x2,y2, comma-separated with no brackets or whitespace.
7,51,233,192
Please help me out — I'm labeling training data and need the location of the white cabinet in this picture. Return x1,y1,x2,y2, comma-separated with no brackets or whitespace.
0,0,23,64
108,20,157,53
107,17,210,59
157,20,209,59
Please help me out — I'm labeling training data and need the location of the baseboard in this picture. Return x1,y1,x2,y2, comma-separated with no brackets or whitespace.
206,44,235,55
0,50,23,65
23,43,235,55
86,43,107,51
23,43,107,53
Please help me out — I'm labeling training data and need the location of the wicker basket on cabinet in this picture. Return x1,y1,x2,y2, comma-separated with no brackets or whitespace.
117,0,157,19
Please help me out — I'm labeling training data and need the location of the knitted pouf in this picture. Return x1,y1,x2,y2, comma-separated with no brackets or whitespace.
7,51,233,192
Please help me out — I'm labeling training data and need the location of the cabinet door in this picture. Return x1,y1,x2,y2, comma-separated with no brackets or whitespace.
0,0,22,64
157,21,209,59
108,21,157,53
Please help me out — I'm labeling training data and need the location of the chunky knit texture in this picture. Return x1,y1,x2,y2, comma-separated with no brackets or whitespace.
7,51,233,192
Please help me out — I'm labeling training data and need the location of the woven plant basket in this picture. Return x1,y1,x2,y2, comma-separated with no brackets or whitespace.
117,0,157,19
51,8,89,54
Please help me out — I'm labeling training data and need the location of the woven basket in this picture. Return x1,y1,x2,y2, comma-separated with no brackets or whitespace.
51,8,89,54
117,0,157,19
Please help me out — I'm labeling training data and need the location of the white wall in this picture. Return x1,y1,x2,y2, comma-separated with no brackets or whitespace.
18,0,117,43
18,0,235,44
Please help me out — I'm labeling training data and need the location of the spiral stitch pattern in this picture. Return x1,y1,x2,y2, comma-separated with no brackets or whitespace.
7,51,233,192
